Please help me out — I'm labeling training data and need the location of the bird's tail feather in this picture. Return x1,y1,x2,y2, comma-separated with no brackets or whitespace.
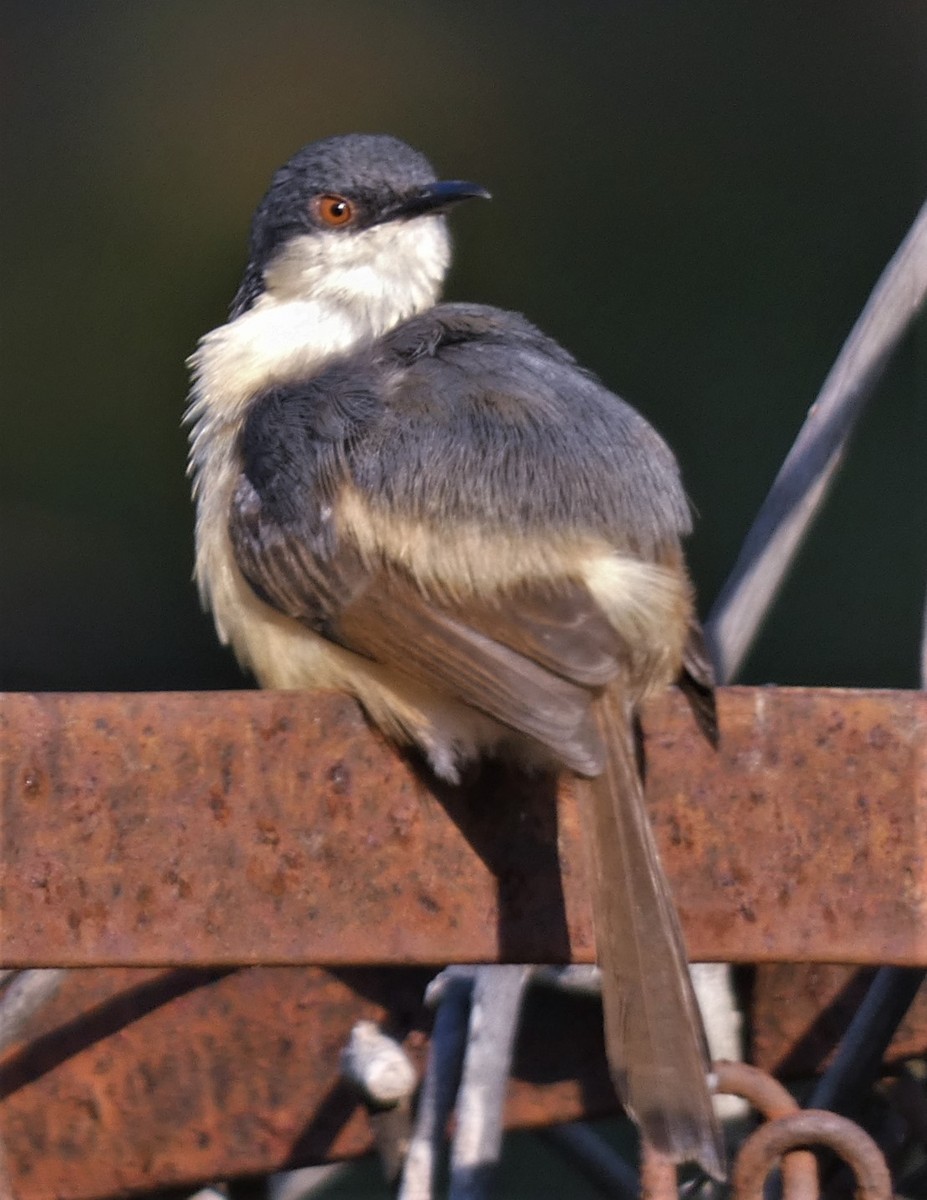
578,681,725,1179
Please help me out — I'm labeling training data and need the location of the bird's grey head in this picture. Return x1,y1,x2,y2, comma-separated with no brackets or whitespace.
231,133,489,327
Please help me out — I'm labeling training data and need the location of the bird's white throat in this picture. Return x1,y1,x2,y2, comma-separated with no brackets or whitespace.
264,212,451,332
188,212,451,433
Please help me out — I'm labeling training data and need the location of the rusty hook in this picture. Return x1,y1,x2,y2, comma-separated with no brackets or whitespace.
713,1060,818,1198
731,1109,892,1200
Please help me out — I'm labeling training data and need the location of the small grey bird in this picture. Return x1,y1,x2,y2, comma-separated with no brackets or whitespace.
187,133,724,1177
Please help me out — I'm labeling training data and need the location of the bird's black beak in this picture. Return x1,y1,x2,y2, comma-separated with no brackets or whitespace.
384,180,491,221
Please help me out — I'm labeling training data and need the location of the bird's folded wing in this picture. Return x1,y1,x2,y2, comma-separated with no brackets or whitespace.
230,475,627,774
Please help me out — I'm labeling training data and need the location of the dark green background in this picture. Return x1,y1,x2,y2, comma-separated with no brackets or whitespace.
3,2,926,693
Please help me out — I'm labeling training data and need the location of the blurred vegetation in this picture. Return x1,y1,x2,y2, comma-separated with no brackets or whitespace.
3,1,926,692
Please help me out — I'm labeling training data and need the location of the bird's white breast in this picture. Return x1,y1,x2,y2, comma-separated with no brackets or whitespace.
185,213,450,696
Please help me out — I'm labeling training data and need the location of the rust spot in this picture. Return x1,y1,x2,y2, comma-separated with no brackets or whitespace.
162,869,192,900
268,872,287,898
326,760,351,795
208,790,229,823
21,768,43,796
255,820,280,847
29,873,51,902
388,800,418,839
219,744,234,794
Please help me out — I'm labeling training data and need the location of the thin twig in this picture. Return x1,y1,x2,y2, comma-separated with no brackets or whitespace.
398,969,474,1200
706,198,927,683
448,965,533,1200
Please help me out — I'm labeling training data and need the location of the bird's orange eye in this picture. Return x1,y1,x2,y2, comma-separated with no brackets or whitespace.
314,193,355,227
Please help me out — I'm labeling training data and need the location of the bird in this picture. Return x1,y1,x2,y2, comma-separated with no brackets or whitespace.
186,132,724,1177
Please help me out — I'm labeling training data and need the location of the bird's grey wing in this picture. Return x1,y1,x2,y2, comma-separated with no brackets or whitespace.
232,465,616,775
229,359,628,774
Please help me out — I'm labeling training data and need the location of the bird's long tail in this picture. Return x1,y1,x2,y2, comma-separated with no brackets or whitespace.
577,681,725,1178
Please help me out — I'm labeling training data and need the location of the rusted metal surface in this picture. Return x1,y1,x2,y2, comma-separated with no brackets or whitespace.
2,687,926,967
0,966,620,1199
1,686,922,1195
0,970,908,1199
731,1110,892,1200
752,962,927,1075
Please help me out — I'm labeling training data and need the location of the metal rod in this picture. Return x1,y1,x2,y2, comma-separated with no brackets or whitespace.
706,199,927,683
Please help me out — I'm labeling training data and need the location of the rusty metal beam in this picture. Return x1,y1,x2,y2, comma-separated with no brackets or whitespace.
3,964,917,1200
0,966,618,1200
2,687,926,967
2,687,925,1199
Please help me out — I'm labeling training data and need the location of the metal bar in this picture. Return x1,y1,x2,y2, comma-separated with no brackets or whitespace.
751,964,927,1076
705,198,927,683
806,966,926,1117
0,966,619,1200
541,1122,639,1199
2,687,926,969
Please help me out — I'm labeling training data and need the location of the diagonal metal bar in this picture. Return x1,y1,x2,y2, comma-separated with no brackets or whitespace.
541,1122,639,1199
806,967,926,1120
706,199,927,684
